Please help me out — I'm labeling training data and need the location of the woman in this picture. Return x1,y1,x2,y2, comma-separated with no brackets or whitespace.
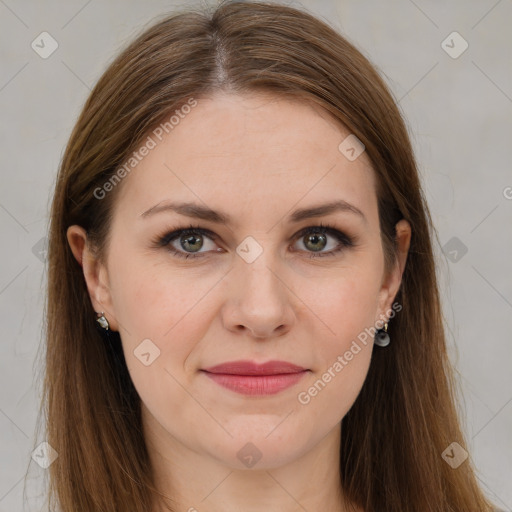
36,1,499,511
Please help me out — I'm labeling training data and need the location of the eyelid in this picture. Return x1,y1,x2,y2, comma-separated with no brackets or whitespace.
156,225,219,247
154,222,356,259
292,224,354,246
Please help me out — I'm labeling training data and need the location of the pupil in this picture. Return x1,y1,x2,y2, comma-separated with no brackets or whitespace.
179,232,328,254
306,233,326,252
182,234,203,252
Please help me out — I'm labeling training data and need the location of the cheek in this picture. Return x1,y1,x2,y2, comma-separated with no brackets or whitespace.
108,248,219,337
298,269,378,401
297,341,372,430
297,264,381,343
296,274,376,420
109,244,382,363
107,253,226,388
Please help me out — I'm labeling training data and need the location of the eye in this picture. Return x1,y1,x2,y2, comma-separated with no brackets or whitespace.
153,222,355,260
153,224,221,259
291,222,355,258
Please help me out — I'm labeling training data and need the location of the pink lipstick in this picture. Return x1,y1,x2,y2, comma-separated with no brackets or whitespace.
201,360,308,396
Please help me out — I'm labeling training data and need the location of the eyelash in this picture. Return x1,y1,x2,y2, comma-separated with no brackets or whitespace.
152,222,356,260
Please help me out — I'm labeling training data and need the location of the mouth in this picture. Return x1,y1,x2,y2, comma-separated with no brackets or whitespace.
200,360,309,396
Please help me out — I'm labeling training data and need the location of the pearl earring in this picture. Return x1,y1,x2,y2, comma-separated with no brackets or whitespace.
95,311,110,331
374,321,390,347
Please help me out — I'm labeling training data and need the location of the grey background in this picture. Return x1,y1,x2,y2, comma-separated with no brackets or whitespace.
0,0,511,510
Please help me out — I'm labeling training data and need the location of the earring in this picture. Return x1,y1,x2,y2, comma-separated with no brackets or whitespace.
374,321,390,347
96,311,110,331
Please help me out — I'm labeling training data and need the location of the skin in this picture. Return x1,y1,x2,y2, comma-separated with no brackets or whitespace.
68,91,411,512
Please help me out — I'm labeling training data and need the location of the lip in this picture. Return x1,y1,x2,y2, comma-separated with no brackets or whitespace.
201,360,309,396
202,360,307,375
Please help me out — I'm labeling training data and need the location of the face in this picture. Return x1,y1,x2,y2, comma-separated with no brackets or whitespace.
71,92,408,471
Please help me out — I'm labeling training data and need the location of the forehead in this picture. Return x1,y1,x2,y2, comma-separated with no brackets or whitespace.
114,92,378,228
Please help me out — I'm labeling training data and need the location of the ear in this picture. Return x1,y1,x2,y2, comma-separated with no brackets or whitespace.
375,219,411,323
66,225,119,331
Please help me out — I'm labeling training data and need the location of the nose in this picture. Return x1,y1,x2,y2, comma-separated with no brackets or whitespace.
222,249,296,339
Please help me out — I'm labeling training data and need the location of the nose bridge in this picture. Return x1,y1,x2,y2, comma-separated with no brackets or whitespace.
236,236,284,299
225,235,294,337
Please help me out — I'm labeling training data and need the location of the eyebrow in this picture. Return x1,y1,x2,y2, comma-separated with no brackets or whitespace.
140,199,367,225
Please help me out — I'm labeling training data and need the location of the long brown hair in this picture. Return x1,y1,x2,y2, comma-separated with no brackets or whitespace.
32,1,496,510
